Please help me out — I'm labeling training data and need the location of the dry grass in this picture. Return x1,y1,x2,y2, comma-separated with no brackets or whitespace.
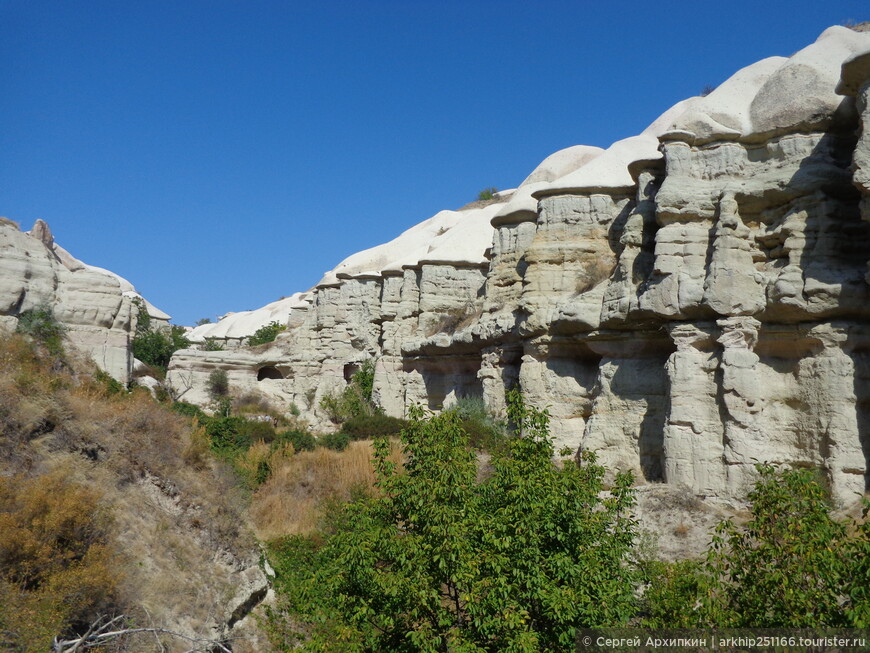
0,331,260,646
251,439,403,540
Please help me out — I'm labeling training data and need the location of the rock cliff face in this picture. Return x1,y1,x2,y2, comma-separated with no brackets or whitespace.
0,219,168,383
168,27,870,506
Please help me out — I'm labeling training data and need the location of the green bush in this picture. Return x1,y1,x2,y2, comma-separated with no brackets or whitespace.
16,305,65,357
171,401,207,420
340,414,409,440
643,464,870,628
202,338,224,351
319,360,379,424
319,431,350,452
477,186,498,201
94,369,125,396
203,416,250,451
247,321,286,347
266,390,637,649
240,419,277,444
276,430,316,453
444,396,510,453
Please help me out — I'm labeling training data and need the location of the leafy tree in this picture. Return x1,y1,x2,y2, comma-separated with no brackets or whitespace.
702,464,851,627
267,390,637,650
195,317,212,326
247,320,286,347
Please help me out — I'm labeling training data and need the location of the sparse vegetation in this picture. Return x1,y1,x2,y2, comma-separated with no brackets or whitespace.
319,359,379,423
15,304,66,357
477,186,499,201
202,337,224,351
0,329,256,646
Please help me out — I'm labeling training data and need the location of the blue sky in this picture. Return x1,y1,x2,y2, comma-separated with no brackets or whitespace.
2,1,867,325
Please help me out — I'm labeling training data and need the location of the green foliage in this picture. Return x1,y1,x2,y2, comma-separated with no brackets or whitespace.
702,464,851,627
93,368,125,396
477,186,498,201
195,317,212,326
171,401,208,421
844,500,870,627
277,429,316,452
202,337,224,351
643,464,870,628
130,299,190,375
247,320,286,347
267,389,637,650
16,304,65,357
443,395,510,453
319,360,380,424
340,414,409,440
206,369,230,399
641,560,708,628
319,431,350,452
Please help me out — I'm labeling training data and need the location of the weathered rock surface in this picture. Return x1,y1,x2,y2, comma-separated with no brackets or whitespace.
169,27,870,506
0,218,168,382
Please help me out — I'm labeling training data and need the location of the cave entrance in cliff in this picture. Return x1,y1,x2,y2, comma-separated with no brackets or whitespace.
257,366,284,381
343,364,359,383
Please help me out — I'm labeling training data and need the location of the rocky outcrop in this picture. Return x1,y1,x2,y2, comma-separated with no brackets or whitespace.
168,27,870,506
0,219,168,382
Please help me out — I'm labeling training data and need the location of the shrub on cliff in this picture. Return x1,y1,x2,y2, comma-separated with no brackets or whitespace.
247,320,286,347
265,390,637,649
320,360,379,424
15,304,65,357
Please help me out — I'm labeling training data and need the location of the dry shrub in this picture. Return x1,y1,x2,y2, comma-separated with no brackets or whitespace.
0,468,119,652
251,439,403,540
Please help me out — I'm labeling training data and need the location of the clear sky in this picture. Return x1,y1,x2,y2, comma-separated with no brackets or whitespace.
2,1,867,325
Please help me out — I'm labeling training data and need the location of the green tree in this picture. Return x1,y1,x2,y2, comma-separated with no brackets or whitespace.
702,464,851,627
644,464,867,628
130,298,190,374
268,390,637,651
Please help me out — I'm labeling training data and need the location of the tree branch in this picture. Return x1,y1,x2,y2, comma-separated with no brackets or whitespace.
53,615,234,653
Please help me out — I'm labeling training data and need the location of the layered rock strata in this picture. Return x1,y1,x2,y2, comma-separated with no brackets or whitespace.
168,27,870,506
0,219,168,382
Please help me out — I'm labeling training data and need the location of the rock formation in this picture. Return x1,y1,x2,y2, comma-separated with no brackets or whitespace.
168,26,870,506
0,218,168,383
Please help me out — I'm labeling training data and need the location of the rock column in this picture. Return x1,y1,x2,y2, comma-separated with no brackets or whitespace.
663,323,725,496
